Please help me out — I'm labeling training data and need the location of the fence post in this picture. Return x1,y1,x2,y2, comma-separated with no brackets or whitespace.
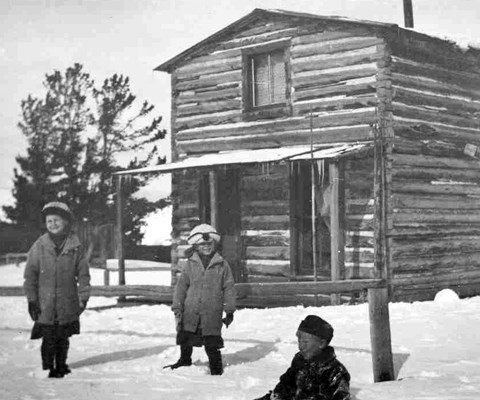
368,287,394,382
116,175,126,302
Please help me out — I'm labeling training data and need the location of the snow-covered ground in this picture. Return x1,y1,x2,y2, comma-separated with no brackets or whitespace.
1,262,479,400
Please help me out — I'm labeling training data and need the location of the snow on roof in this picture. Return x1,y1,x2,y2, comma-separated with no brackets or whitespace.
115,142,371,176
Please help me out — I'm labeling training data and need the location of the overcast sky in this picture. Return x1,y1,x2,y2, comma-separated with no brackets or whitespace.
1,0,479,218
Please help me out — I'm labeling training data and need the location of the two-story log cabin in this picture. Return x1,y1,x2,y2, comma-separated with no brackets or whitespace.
119,8,480,302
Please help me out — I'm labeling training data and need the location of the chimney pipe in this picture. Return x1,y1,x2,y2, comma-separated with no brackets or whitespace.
403,0,414,28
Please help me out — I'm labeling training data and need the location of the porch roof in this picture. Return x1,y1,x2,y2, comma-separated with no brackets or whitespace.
115,142,372,176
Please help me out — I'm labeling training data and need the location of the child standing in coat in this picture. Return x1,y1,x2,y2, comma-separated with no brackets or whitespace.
167,223,236,375
254,315,351,400
24,201,91,378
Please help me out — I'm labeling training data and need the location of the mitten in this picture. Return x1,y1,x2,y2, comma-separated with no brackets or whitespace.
222,312,234,328
28,301,41,321
79,300,88,313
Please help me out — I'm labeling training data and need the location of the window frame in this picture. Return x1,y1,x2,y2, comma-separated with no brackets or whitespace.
242,41,292,121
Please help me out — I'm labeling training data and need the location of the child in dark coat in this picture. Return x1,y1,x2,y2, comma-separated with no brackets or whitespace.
24,202,91,378
166,223,236,375
254,315,351,400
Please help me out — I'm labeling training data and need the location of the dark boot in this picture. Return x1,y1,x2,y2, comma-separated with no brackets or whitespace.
41,329,56,371
166,345,193,369
205,347,223,375
55,337,71,377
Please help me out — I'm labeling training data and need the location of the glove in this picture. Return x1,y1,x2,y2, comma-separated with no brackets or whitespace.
28,301,41,321
222,312,234,328
79,300,88,314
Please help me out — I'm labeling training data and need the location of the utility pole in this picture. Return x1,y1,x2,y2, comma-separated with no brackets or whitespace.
403,0,414,28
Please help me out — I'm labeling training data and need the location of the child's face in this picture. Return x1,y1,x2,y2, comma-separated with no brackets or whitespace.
296,330,327,360
197,240,215,256
46,214,68,235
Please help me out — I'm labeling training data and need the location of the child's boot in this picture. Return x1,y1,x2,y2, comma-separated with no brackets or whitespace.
166,345,193,369
206,347,223,375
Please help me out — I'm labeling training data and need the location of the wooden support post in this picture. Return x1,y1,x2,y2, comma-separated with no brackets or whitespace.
403,0,414,28
329,162,344,305
368,287,394,382
116,175,126,300
209,170,218,229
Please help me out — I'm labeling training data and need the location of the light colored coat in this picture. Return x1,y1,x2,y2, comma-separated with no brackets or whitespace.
172,251,236,336
23,232,91,325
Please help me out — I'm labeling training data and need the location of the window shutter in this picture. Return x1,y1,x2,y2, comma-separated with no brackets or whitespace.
271,51,286,104
253,55,270,107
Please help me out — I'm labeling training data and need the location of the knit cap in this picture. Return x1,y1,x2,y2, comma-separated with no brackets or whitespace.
187,223,221,245
41,201,73,222
298,315,334,342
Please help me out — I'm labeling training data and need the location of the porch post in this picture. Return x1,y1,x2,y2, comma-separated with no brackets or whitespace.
329,161,344,305
209,170,218,229
115,175,126,289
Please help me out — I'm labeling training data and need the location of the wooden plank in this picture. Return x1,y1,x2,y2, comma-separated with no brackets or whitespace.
393,166,480,184
246,246,290,260
393,194,480,210
294,79,377,101
392,237,480,259
116,176,125,287
393,210,480,224
368,288,394,382
392,180,480,196
176,70,242,91
294,96,378,114
176,99,242,118
393,153,480,170
177,125,373,154
292,36,384,58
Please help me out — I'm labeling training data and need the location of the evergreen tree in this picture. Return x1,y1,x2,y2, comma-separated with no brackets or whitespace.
4,64,168,248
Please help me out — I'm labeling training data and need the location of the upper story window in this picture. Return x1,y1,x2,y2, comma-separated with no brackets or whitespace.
243,43,291,120
249,50,286,107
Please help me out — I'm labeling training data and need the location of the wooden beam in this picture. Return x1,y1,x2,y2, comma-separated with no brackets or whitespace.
116,176,126,288
209,170,218,229
403,0,414,28
368,287,395,382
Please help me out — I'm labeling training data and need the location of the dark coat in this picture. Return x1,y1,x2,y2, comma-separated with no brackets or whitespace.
271,346,350,400
23,232,91,326
172,251,236,336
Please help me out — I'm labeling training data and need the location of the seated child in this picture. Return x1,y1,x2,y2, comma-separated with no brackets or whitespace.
254,315,350,400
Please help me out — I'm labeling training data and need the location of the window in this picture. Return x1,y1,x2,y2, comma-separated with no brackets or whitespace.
249,50,286,107
243,45,290,120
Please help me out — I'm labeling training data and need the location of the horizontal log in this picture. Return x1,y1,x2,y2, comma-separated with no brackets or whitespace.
176,87,241,105
241,200,290,216
176,99,242,118
391,72,480,100
393,153,480,170
243,232,290,247
217,29,297,52
393,86,480,116
177,125,373,154
293,62,378,89
393,210,480,225
392,252,480,271
392,236,480,256
345,248,374,263
245,260,291,277
292,36,384,58
177,108,377,140
294,79,377,102
242,215,289,231
292,28,371,46
390,225,480,238
392,180,480,196
246,246,290,260
393,193,480,210
236,20,294,39
295,96,378,114
292,44,385,74
345,266,376,279
391,56,480,92
393,166,480,184
236,278,385,298
393,102,480,130
175,109,242,130
176,70,242,91
242,185,289,202
176,55,242,78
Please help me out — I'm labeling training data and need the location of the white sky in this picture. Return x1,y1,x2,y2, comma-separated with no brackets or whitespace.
1,0,479,216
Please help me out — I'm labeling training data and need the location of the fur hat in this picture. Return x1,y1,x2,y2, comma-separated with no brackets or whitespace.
298,315,334,343
187,223,220,245
41,201,73,222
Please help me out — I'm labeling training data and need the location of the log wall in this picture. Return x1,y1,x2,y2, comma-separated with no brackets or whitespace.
172,19,384,155
388,32,480,301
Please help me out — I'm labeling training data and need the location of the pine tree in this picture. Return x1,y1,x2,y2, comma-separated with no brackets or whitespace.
4,64,168,248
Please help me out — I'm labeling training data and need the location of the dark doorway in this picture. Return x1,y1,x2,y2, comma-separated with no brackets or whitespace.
290,161,331,278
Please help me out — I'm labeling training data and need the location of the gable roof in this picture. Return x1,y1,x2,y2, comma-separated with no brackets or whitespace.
154,8,397,73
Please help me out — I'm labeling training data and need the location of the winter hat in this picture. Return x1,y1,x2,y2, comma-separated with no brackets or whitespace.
298,315,334,343
41,201,73,222
187,223,221,245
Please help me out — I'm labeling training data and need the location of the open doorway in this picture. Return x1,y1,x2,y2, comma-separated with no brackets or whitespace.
290,160,333,279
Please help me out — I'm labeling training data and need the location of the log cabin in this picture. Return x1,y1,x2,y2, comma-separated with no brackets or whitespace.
119,8,480,302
